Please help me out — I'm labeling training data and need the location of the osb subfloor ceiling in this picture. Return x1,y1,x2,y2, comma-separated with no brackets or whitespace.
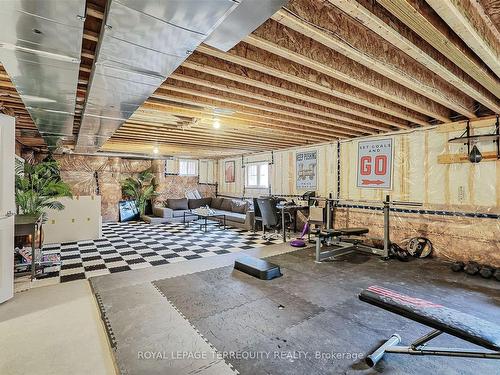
1,0,500,158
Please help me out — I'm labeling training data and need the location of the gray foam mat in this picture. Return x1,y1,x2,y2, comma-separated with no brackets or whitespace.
152,250,500,375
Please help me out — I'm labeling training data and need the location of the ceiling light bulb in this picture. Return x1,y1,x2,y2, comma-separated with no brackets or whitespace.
213,119,221,129
153,147,159,154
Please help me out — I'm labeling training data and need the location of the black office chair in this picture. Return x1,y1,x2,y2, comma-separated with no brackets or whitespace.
257,198,280,240
252,198,263,232
257,198,293,240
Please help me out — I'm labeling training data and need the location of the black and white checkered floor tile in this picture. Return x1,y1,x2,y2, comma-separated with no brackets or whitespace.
41,221,282,283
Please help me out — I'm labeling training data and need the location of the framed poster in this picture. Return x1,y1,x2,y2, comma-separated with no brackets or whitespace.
224,160,235,183
357,138,393,189
296,151,317,189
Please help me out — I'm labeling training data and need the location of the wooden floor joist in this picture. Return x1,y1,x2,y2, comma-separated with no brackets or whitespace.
183,53,410,129
327,0,500,114
426,0,500,80
161,79,372,136
149,91,355,138
377,0,500,99
140,101,338,140
197,44,429,126
171,68,392,132
267,9,471,119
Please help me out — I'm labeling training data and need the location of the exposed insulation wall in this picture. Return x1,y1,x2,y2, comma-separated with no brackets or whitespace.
218,144,337,198
53,155,216,222
217,118,500,265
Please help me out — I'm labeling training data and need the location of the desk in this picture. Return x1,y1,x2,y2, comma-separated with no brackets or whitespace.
276,204,309,242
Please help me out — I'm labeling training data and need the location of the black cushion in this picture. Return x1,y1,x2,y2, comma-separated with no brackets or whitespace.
166,198,188,210
359,285,500,351
188,197,212,209
211,197,223,209
220,198,233,212
339,227,369,236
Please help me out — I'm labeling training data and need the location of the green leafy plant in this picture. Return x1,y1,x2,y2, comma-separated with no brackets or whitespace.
121,169,158,216
15,160,73,222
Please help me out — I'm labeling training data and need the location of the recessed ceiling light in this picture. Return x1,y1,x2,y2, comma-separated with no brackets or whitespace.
213,119,221,129
153,147,159,154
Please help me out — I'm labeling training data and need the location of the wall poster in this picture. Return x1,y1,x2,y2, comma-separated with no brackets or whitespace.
296,151,317,189
357,138,393,189
224,160,235,183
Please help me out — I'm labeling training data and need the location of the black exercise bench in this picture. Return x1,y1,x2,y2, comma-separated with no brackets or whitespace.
359,285,500,367
315,227,381,262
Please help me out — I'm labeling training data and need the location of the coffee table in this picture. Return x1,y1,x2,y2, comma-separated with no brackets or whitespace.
183,211,226,232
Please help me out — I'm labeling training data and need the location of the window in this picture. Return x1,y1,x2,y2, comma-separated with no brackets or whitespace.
179,159,197,176
246,162,269,188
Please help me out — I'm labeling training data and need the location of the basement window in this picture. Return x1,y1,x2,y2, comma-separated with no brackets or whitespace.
246,162,269,188
179,159,197,176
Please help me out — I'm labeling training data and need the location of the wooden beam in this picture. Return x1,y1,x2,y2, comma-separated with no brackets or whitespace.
426,0,500,79
163,78,371,136
266,11,467,119
438,151,499,164
184,53,409,129
126,117,320,143
102,140,247,157
83,30,99,42
111,133,286,152
139,102,332,141
123,119,312,144
197,44,430,126
87,3,104,20
172,67,390,132
151,90,354,138
114,127,298,149
328,0,500,114
377,0,500,98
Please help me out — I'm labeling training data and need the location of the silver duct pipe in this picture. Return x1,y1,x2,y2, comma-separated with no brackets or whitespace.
75,0,239,153
76,0,289,154
0,0,86,149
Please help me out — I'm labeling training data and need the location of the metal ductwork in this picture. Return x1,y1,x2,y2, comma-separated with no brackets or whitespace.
204,0,289,52
75,0,239,153
76,0,288,154
0,0,85,150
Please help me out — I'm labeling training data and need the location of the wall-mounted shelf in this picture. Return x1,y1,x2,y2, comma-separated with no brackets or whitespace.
447,115,499,163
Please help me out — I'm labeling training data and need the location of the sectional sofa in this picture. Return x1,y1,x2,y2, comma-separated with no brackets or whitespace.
142,197,254,230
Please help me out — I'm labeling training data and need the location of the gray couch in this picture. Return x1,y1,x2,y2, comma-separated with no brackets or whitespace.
143,197,254,230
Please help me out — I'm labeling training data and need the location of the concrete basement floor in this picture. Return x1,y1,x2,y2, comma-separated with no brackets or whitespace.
0,280,116,375
90,243,500,375
1,241,499,375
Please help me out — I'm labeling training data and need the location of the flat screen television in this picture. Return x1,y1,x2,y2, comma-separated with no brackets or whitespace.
119,200,140,222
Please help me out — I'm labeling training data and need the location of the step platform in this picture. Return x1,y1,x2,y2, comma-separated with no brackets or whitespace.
234,255,282,280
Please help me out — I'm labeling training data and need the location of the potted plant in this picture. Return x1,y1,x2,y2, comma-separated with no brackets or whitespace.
15,160,73,221
15,160,73,248
121,169,158,216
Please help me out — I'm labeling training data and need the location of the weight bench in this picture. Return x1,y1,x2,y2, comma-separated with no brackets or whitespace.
315,227,381,262
359,285,500,367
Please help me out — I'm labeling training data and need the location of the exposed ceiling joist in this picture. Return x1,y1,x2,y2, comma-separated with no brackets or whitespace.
183,53,410,129
425,0,500,79
197,44,429,126
377,0,500,99
270,4,473,119
327,0,500,114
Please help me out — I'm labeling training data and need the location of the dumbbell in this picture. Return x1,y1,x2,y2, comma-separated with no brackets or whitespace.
451,261,464,272
494,269,500,282
464,261,480,275
479,265,494,279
